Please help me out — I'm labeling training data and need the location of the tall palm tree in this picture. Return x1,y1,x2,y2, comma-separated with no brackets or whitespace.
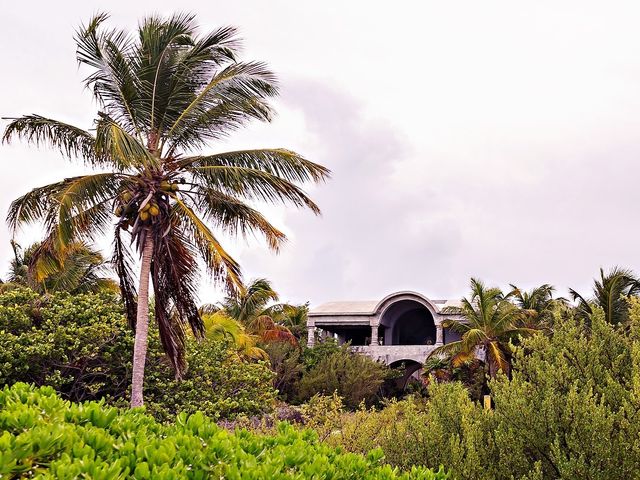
8,240,117,294
509,283,562,331
216,277,298,344
428,278,537,378
569,267,640,326
2,13,329,407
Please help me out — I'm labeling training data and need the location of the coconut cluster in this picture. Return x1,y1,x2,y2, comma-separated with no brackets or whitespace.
114,178,185,230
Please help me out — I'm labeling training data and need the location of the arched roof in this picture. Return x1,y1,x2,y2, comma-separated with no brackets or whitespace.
374,291,440,317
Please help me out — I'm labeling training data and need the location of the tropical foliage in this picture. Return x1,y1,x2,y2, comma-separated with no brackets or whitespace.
297,343,390,408
201,310,268,361
3,13,329,406
429,278,536,378
509,283,561,331
569,266,640,326
303,302,640,479
214,277,302,344
0,383,448,479
6,240,117,294
0,287,276,420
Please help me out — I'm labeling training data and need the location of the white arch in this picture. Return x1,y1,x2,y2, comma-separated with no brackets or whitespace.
374,291,440,322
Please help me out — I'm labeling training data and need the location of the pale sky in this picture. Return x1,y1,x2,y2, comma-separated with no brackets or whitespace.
1,1,640,305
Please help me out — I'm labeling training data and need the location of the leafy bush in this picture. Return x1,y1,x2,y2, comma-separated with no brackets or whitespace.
0,383,449,479
486,303,640,479
0,288,132,401
142,338,276,422
0,287,276,420
265,340,390,408
297,343,390,408
308,385,491,478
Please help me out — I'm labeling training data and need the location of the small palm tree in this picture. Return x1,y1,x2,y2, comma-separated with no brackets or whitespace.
275,303,309,340
429,278,537,378
569,267,640,326
216,278,297,344
509,283,563,331
201,311,268,361
8,240,117,294
3,13,328,406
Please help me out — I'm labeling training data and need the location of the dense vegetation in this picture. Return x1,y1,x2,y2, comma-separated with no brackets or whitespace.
0,383,447,479
298,301,640,479
0,287,276,421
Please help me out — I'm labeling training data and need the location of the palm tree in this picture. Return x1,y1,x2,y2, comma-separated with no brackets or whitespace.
216,278,298,344
569,267,640,326
428,278,537,378
8,240,117,294
509,283,562,331
275,303,309,340
2,13,329,407
201,311,268,361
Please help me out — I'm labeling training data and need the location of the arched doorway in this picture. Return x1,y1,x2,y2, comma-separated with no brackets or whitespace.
388,359,424,390
380,299,436,345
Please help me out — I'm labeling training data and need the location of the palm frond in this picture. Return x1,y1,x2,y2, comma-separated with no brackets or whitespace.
113,227,138,327
486,341,509,374
193,188,286,251
94,114,158,169
170,196,242,293
151,225,203,376
165,61,278,153
189,165,321,213
222,278,279,324
2,115,102,165
75,13,142,136
8,174,128,252
180,149,330,184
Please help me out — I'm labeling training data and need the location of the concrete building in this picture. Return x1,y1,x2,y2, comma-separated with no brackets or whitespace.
307,291,463,369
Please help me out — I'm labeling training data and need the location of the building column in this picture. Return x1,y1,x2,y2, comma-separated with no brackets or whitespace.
370,323,380,346
307,321,316,347
435,322,444,346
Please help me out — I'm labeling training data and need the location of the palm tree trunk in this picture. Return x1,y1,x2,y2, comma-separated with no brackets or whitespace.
130,235,154,408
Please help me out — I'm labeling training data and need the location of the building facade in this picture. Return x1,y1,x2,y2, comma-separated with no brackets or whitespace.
307,291,463,367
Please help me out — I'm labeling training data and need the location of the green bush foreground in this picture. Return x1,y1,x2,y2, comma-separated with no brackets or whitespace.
0,383,447,479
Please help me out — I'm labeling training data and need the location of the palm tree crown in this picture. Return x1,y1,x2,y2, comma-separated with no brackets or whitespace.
215,278,298,344
3,13,329,405
570,267,640,326
429,278,536,378
8,240,117,294
509,283,563,331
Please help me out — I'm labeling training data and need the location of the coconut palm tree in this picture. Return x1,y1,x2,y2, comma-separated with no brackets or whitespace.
509,283,563,331
569,267,640,326
2,13,329,407
216,277,298,344
428,278,537,378
8,240,117,294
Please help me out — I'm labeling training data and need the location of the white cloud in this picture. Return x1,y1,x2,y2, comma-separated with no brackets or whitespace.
2,1,640,305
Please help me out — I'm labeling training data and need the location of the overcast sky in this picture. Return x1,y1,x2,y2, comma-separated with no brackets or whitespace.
1,1,640,306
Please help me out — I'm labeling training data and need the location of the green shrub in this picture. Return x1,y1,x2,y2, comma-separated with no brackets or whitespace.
311,385,493,478
0,383,448,479
142,338,276,422
297,343,389,408
265,340,391,408
486,304,640,479
0,288,132,401
0,287,276,420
